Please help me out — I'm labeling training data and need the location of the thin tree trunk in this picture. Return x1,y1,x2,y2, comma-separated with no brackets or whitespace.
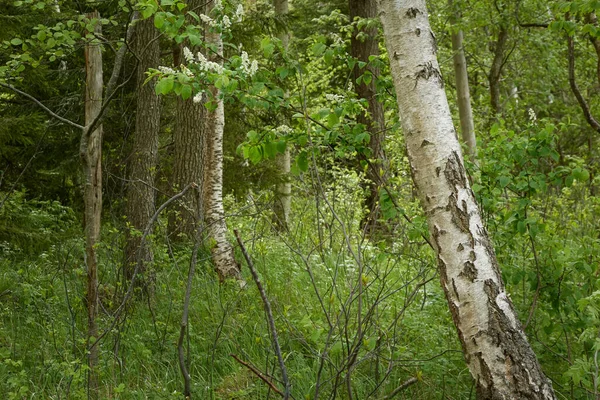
124,17,161,288
489,27,508,115
203,1,241,281
449,0,476,162
169,0,206,239
349,0,387,233
273,0,292,231
377,2,556,398
81,11,103,399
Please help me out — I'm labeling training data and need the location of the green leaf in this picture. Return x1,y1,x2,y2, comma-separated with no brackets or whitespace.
324,49,334,65
10,38,22,46
260,37,274,58
327,112,339,128
155,78,174,95
498,176,511,188
154,12,165,29
297,151,308,172
180,84,192,100
311,42,327,56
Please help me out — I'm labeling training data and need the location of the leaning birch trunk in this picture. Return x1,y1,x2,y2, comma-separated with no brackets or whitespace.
377,2,556,399
272,0,292,231
448,0,476,162
203,2,241,281
124,17,161,288
81,11,103,399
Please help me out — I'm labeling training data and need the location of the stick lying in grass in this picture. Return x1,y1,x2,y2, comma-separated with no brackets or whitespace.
234,230,291,400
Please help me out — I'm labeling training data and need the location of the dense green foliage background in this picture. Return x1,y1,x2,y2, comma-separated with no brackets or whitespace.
1,0,600,398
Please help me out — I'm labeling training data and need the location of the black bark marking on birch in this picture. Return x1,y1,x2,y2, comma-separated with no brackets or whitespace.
447,193,471,234
406,7,421,18
436,166,441,177
430,30,438,54
415,28,421,36
475,351,495,398
421,139,433,147
413,62,443,88
459,261,478,282
457,243,464,252
452,278,460,301
469,251,476,262
444,151,467,189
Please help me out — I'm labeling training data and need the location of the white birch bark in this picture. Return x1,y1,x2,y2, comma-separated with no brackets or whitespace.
273,0,292,231
203,1,240,281
377,2,555,398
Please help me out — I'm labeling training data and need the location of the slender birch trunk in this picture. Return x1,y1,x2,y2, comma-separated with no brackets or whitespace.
272,0,292,231
81,11,103,399
377,2,555,398
349,0,387,233
203,1,240,281
448,0,476,161
124,17,161,287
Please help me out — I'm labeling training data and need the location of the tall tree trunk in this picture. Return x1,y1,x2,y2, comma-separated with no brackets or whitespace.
203,1,241,281
377,2,556,399
273,0,292,231
448,0,476,162
169,0,206,239
349,0,387,233
489,27,508,115
170,96,205,237
123,17,161,287
81,11,103,399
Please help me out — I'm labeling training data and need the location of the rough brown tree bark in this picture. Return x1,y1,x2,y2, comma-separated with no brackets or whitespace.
377,2,556,398
272,0,292,231
448,0,476,161
349,0,387,233
169,0,206,239
489,27,508,115
123,17,161,287
203,0,241,281
81,11,103,399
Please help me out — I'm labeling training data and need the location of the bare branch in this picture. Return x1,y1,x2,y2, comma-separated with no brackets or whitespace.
234,230,291,400
568,35,600,133
382,377,418,399
0,82,83,130
230,354,284,397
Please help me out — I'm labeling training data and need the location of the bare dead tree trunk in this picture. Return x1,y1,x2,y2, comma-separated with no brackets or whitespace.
349,0,387,233
489,27,508,115
169,0,206,239
272,0,292,231
124,17,161,288
448,0,476,161
203,1,241,281
378,2,556,398
81,11,103,399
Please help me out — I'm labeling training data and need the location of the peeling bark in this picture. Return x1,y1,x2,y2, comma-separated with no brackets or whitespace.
273,0,292,231
124,17,161,288
203,1,241,281
349,0,387,233
81,12,103,399
378,2,555,398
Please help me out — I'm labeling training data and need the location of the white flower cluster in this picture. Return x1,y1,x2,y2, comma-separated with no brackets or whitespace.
179,47,224,74
325,93,344,103
158,66,176,75
221,15,231,29
193,92,204,104
196,51,225,74
235,4,244,22
183,47,195,64
240,51,258,76
274,125,293,135
528,108,536,123
213,0,222,10
200,13,217,27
